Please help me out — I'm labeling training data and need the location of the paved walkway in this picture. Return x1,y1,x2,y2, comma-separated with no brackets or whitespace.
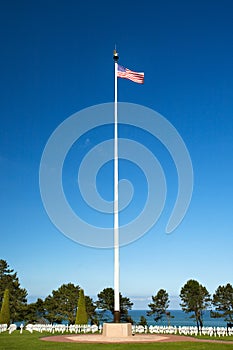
41,334,233,344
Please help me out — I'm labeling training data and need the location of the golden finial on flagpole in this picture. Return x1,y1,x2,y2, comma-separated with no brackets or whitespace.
113,46,119,61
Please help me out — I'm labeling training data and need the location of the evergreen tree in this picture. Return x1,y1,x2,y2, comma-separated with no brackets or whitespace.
0,260,27,322
43,283,96,324
44,283,80,324
0,289,10,325
75,289,88,324
147,289,171,324
180,279,211,331
96,287,133,322
212,283,233,322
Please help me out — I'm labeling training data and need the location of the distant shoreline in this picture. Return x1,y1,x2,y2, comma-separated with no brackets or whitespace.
127,309,227,328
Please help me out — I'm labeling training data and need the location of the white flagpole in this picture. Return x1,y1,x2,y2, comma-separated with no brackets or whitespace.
113,48,120,323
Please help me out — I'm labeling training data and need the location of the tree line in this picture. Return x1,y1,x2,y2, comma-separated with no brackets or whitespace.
0,259,232,329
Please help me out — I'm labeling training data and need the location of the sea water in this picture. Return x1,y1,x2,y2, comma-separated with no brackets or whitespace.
127,309,227,327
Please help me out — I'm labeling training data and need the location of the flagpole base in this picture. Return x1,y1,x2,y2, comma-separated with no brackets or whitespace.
114,311,121,323
103,322,132,337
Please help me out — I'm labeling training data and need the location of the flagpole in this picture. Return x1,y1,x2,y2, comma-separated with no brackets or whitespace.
113,48,120,323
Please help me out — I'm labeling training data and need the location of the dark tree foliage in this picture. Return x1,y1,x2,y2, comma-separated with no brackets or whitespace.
43,283,96,324
124,315,134,324
96,287,133,322
23,298,46,324
44,283,80,324
138,315,147,327
147,289,172,324
0,259,27,322
212,283,233,322
85,295,97,325
180,279,211,331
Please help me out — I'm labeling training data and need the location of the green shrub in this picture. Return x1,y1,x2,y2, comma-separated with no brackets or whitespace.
0,288,10,325
75,289,88,324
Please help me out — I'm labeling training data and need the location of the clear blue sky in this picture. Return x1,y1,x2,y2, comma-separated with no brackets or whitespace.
1,0,232,309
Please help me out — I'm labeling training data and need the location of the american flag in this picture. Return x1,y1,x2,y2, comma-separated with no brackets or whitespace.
117,64,144,84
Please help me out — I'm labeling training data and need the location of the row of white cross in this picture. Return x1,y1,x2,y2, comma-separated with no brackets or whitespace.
1,323,233,337
0,324,17,334
25,323,100,334
134,325,233,337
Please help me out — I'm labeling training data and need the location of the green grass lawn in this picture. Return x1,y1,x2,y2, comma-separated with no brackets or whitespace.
194,334,233,342
0,332,233,350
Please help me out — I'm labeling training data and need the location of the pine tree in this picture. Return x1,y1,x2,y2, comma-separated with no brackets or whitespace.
147,289,171,323
44,283,80,323
0,259,27,322
180,279,211,331
75,289,88,324
96,287,133,322
212,283,233,322
0,289,10,325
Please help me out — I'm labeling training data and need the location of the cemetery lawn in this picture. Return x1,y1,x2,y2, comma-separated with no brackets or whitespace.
0,332,233,350
194,334,233,341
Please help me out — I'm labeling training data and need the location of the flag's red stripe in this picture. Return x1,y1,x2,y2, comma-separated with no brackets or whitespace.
117,72,144,83
117,66,144,84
